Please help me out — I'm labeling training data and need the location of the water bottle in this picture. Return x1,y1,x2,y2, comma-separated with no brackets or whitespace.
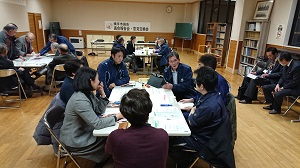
32,51,36,57
146,47,149,55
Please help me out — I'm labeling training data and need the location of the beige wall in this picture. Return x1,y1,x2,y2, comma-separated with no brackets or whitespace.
267,0,297,46
51,0,197,33
0,0,52,32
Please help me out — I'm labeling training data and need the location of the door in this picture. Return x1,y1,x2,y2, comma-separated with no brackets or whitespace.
28,13,44,52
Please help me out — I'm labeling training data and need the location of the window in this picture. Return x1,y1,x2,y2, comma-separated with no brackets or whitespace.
289,0,300,46
197,0,236,34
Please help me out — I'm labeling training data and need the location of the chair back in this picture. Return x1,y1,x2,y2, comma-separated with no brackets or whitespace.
54,64,65,72
226,93,237,147
0,69,16,78
75,50,84,56
44,105,65,129
95,39,104,42
256,61,267,69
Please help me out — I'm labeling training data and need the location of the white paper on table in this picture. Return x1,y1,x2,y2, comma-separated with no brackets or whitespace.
247,73,258,79
177,102,194,109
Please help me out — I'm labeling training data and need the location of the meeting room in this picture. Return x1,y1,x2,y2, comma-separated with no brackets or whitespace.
0,0,300,168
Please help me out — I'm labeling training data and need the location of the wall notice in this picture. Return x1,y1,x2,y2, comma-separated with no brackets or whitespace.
105,21,151,32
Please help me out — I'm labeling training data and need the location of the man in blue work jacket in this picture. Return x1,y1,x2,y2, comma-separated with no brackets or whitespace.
163,51,197,101
97,47,130,98
39,34,75,56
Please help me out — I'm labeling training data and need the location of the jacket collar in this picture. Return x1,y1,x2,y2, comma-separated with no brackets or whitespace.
196,91,218,106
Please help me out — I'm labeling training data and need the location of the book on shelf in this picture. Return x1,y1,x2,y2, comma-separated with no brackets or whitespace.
248,23,256,31
256,22,261,31
218,25,226,32
219,33,225,39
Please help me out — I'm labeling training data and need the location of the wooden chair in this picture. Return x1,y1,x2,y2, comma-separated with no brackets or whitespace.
0,69,27,108
49,64,65,96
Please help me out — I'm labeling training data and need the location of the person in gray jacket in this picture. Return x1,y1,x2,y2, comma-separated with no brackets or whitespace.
60,67,123,165
15,32,36,57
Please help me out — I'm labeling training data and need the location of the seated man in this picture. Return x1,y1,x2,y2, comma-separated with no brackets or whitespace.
60,60,82,104
168,67,234,167
238,47,282,104
112,34,122,47
0,23,22,60
97,47,130,98
15,32,36,57
39,34,76,56
0,43,40,95
105,89,168,168
114,37,134,65
263,52,300,114
180,54,230,115
163,52,197,101
154,38,171,73
50,42,60,56
45,44,75,88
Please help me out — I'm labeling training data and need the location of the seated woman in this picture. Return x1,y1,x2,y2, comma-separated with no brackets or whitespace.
60,67,123,165
105,88,169,168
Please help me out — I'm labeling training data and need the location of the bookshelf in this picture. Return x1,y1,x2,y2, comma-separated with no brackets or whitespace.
205,23,231,66
238,20,270,76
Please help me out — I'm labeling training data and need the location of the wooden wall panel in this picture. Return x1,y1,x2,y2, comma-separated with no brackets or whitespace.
227,40,243,70
192,34,206,52
235,41,243,69
15,31,27,38
227,40,237,68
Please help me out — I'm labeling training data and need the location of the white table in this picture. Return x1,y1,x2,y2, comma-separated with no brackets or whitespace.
134,49,159,75
90,41,114,55
135,42,156,48
93,85,191,137
13,56,54,68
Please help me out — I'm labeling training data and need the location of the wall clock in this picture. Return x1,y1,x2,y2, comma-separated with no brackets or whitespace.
166,6,172,13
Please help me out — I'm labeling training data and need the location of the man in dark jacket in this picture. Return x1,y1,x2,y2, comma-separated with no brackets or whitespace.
154,38,171,73
39,34,75,56
0,43,39,93
45,43,75,87
97,47,130,98
0,23,22,60
168,67,235,168
239,47,282,103
163,52,196,101
263,52,300,114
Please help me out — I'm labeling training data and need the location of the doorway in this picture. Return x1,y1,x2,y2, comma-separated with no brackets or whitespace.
28,13,44,52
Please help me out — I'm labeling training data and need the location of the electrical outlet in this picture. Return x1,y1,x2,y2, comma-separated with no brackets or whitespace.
79,30,82,36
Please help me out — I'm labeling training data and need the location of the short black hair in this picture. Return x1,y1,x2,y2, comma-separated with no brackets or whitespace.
130,36,136,41
3,23,18,31
117,37,124,43
73,67,97,92
111,47,124,56
279,52,292,62
0,43,7,55
64,60,81,77
49,34,57,40
116,34,122,40
266,47,278,55
120,89,153,127
194,67,218,92
167,51,180,61
198,54,217,70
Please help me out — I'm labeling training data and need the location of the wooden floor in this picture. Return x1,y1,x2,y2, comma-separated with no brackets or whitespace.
0,49,300,168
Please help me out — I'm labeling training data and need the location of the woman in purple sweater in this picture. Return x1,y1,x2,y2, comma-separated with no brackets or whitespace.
105,89,169,168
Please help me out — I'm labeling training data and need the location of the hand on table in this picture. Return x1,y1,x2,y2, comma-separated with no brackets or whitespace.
109,83,116,89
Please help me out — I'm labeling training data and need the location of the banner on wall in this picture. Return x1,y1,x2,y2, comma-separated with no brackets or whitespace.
0,0,26,6
105,21,151,32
